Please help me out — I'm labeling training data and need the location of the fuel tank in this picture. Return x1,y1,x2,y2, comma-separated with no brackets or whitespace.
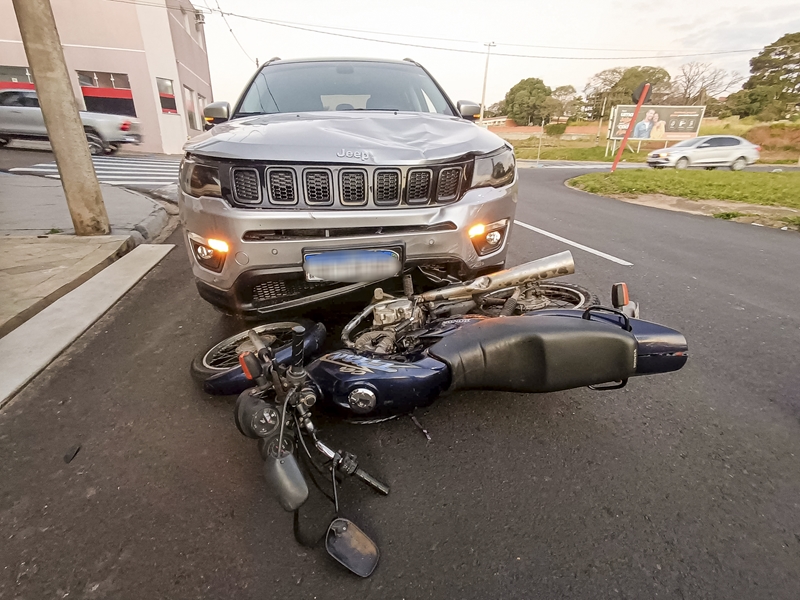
307,350,450,418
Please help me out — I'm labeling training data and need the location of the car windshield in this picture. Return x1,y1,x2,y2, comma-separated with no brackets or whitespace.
672,138,704,148
235,61,455,118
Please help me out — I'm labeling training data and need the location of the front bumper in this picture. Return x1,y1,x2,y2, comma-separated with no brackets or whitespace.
646,154,676,167
179,182,517,315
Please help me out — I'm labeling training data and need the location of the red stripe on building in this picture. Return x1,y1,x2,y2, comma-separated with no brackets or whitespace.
80,86,133,99
0,81,35,90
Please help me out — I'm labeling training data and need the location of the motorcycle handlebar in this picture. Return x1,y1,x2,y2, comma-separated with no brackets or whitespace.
354,467,390,496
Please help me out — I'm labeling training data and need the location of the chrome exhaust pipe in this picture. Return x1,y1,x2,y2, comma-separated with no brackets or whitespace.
419,251,575,302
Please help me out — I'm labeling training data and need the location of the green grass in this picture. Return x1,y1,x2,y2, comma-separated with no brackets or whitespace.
782,216,800,227
713,211,745,220
569,170,800,209
515,146,647,162
46,228,62,234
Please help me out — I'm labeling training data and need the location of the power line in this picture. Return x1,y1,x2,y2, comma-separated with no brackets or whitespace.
101,0,800,61
206,0,256,64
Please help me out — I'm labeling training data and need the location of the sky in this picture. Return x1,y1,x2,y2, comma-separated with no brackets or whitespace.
197,0,800,107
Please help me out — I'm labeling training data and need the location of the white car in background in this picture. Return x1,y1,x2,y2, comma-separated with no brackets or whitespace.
647,135,760,171
0,88,142,155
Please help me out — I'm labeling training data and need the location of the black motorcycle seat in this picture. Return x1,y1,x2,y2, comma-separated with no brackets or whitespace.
429,315,637,393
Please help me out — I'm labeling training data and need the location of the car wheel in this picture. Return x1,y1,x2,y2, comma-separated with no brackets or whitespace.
85,131,105,156
730,157,747,171
675,157,689,170
0,137,9,147
104,143,120,155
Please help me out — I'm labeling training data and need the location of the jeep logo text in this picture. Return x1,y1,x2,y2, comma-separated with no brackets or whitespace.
336,149,371,162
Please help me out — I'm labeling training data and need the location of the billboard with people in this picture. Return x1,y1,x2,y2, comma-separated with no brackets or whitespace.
609,105,705,140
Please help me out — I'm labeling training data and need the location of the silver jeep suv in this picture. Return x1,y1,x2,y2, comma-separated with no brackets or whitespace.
179,58,517,317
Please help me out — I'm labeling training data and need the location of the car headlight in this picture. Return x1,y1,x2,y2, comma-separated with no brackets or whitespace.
180,160,222,198
471,147,515,189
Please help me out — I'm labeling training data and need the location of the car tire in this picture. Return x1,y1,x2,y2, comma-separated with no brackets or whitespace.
85,130,106,156
675,157,689,170
730,157,747,171
0,137,9,147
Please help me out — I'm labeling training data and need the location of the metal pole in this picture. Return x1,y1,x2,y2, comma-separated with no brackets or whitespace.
611,83,650,173
536,119,544,165
595,96,607,145
479,42,495,123
11,0,109,235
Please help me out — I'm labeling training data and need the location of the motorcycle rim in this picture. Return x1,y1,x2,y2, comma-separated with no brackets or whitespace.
478,282,598,315
195,321,311,375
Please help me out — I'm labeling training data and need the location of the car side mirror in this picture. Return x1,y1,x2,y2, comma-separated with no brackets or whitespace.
203,101,230,130
457,100,481,122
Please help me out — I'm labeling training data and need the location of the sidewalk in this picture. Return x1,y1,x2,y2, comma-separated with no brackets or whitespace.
0,172,170,337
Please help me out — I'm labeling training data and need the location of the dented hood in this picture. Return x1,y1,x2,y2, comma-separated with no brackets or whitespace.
184,111,506,164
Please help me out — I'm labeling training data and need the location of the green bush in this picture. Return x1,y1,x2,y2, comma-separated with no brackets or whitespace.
545,123,567,136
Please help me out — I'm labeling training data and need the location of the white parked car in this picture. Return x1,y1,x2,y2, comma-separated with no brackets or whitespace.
646,135,760,171
0,88,142,155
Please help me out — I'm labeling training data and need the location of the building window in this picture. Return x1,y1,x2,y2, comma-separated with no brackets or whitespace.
76,70,136,117
184,85,197,130
0,65,34,90
157,77,178,114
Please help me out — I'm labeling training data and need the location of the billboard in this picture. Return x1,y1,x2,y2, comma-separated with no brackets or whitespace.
609,105,705,141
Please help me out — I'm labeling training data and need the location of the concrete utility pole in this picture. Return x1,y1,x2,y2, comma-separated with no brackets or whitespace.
12,0,110,236
479,42,496,123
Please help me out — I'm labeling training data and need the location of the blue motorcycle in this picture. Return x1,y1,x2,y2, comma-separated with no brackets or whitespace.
192,251,688,577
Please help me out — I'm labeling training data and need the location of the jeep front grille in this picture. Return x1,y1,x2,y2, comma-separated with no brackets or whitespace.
267,169,296,204
251,278,339,307
224,161,471,209
437,167,461,202
304,170,333,205
406,169,432,204
232,168,261,203
374,169,401,206
340,170,367,205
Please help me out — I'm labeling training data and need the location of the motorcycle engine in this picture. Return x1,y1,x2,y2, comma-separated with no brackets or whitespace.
351,298,425,354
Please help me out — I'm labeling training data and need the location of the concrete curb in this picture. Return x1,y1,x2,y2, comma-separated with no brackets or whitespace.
0,244,175,408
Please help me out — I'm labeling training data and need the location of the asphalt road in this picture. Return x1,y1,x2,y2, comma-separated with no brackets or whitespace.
2,169,800,599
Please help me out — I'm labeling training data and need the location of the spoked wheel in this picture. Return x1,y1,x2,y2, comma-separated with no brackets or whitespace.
476,282,598,316
190,319,314,381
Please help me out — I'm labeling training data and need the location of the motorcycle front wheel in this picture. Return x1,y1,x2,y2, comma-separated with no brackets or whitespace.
476,282,598,316
190,319,315,381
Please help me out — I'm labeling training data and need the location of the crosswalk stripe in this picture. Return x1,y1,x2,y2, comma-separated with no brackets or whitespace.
11,155,182,188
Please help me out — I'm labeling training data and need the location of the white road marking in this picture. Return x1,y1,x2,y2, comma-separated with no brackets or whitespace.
513,220,634,266
10,156,180,188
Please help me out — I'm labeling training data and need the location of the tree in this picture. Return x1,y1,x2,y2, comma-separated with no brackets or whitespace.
726,86,786,119
483,100,506,118
584,66,672,118
549,85,581,121
745,32,800,99
504,78,552,126
672,61,744,104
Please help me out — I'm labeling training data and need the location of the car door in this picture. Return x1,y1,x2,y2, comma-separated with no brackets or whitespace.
690,137,724,165
0,91,26,134
17,91,46,136
717,136,742,164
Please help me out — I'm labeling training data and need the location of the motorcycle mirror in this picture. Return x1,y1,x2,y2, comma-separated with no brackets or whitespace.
263,447,308,512
325,518,380,578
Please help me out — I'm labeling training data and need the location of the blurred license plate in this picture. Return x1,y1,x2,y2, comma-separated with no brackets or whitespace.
303,249,401,283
